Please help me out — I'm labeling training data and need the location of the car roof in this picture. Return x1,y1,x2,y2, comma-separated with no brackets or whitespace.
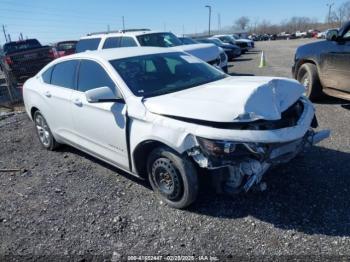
57,47,180,62
80,30,170,39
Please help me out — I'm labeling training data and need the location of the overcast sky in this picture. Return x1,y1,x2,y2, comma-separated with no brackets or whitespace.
0,0,346,43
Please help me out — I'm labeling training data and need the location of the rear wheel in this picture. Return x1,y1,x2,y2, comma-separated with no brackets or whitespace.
297,63,323,100
34,111,60,151
147,146,198,209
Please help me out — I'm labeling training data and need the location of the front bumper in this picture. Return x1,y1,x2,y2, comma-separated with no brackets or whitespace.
189,129,330,194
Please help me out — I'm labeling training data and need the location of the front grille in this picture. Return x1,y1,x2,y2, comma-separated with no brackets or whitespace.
237,42,248,48
208,58,220,66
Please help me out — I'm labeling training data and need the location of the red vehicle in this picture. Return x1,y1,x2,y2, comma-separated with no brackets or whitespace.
53,40,77,57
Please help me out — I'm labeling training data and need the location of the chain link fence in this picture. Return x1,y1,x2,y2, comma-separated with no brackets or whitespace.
0,72,23,108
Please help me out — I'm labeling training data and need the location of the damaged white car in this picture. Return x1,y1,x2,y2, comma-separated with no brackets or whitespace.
23,47,330,209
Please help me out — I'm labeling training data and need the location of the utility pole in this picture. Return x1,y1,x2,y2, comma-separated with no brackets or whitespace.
182,25,185,37
7,34,11,42
107,24,110,32
327,3,334,24
2,25,8,42
217,13,221,32
205,5,212,36
122,16,125,30
20,32,23,40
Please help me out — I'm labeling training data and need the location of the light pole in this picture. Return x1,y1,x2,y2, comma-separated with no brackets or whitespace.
205,5,212,36
327,3,334,24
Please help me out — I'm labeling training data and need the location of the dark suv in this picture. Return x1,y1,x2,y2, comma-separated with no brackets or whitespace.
292,21,350,100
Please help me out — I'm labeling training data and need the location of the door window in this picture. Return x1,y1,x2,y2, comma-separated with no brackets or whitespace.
103,37,122,49
51,60,78,89
42,66,53,84
77,60,115,92
120,37,138,47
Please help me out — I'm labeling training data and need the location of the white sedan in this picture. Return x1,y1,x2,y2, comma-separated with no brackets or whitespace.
23,47,329,209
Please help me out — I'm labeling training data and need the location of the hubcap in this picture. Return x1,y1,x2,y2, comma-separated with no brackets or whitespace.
35,114,51,147
151,158,182,201
301,73,310,95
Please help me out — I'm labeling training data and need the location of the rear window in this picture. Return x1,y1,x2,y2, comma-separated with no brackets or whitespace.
57,42,77,51
3,39,41,54
42,66,53,84
51,60,78,89
75,38,101,53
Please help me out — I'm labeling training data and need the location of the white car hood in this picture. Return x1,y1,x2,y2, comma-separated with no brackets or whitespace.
173,43,219,62
143,76,305,123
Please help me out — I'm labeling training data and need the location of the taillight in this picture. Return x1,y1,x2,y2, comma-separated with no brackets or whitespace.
48,48,59,59
4,56,13,65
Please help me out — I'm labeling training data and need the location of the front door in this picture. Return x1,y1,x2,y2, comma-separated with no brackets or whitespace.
320,26,350,92
70,59,129,170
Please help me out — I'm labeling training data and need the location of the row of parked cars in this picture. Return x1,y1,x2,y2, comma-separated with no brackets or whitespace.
0,30,255,88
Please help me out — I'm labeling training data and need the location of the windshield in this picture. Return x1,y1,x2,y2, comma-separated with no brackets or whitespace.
3,39,41,53
110,52,227,98
137,33,183,47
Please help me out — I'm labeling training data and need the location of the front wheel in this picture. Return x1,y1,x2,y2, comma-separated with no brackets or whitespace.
297,63,323,100
147,147,198,209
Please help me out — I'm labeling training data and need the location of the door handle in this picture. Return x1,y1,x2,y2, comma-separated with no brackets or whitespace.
73,98,82,107
44,91,51,98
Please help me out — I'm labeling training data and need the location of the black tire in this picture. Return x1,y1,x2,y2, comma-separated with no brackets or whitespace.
297,63,323,100
33,111,60,151
147,146,198,209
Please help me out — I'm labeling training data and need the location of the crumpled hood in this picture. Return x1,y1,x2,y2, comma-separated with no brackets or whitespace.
143,76,306,123
172,43,219,62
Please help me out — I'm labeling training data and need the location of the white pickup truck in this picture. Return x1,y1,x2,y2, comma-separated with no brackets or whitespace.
76,30,228,72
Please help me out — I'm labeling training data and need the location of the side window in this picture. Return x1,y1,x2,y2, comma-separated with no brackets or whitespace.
343,29,350,41
42,66,53,84
103,37,122,49
120,37,137,47
75,38,101,53
51,60,78,89
77,60,115,92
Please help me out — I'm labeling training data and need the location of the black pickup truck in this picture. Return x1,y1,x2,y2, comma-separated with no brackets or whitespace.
292,21,350,100
0,39,54,87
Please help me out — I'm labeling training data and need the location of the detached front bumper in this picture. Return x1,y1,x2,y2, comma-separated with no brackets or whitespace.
188,128,330,194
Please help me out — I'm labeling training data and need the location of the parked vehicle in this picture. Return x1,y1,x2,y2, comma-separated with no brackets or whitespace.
23,47,329,208
178,37,198,45
76,30,228,72
232,34,255,48
212,35,251,53
0,39,55,87
293,21,350,100
295,31,307,38
54,40,77,57
196,38,241,60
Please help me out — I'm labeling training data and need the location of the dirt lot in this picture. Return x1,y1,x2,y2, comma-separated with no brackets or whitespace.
1,39,350,261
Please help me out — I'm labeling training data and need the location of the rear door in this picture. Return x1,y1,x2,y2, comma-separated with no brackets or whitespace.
320,27,350,92
70,59,129,169
41,60,78,141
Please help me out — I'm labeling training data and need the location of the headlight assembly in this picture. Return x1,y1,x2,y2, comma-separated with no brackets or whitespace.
196,137,265,158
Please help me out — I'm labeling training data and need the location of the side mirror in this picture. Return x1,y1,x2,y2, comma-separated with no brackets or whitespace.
326,29,339,41
85,86,124,103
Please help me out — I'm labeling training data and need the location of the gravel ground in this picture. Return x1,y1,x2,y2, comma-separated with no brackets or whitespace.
1,39,350,261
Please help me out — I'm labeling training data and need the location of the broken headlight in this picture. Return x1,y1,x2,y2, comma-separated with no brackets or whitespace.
196,137,266,159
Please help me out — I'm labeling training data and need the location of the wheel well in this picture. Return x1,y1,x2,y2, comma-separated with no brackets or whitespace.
132,140,173,179
30,107,39,119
